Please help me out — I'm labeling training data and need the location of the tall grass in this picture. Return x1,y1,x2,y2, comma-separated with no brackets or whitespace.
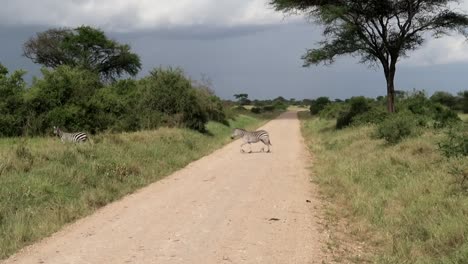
0,112,278,259
299,112,468,263
460,113,468,122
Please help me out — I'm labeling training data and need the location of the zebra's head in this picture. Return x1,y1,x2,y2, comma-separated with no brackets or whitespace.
231,128,244,139
53,126,60,136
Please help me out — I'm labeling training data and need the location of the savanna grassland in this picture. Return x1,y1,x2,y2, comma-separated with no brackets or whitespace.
0,111,280,260
299,108,468,263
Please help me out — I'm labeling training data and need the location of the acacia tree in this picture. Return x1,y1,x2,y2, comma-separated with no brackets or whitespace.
23,26,141,81
270,0,468,112
234,93,250,105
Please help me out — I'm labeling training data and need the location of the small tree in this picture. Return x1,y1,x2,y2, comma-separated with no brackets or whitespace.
430,91,457,109
0,63,27,136
273,96,288,103
270,0,468,112
459,90,468,113
310,96,331,114
234,93,250,105
139,67,208,132
23,26,141,81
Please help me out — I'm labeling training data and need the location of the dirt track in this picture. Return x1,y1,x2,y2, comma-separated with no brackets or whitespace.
3,111,326,264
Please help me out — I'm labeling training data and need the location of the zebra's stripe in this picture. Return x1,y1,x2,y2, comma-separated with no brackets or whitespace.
73,133,88,142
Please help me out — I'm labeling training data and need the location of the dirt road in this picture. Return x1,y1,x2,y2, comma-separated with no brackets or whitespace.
3,111,325,264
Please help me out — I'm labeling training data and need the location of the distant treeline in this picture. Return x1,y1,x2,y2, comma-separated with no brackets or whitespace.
229,93,314,108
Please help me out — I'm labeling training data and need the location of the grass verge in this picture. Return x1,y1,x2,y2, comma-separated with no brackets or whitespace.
299,111,468,263
0,111,280,259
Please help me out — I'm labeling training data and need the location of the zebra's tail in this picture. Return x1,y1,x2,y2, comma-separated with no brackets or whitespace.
269,139,272,146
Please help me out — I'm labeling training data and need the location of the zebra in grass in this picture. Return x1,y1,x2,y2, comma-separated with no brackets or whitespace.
231,128,272,153
53,126,88,143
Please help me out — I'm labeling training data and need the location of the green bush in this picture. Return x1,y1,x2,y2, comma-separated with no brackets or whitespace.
319,102,348,119
336,97,371,129
139,67,208,132
25,66,102,135
0,64,27,136
90,79,141,132
433,104,461,129
181,89,208,132
352,106,388,125
438,123,468,158
309,97,331,115
460,91,468,113
396,91,461,128
193,88,228,125
251,107,262,114
375,112,420,144
273,101,288,111
262,105,275,112
430,91,457,110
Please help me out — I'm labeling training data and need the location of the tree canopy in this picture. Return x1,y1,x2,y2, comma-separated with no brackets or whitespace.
23,26,141,81
234,93,250,105
270,0,468,112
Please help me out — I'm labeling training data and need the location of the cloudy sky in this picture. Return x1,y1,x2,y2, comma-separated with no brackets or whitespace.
1,0,468,100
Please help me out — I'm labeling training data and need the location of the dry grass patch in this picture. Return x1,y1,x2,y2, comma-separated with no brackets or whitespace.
299,111,468,263
0,112,279,259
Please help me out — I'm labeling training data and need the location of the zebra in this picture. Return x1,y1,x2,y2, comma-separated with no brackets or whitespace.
231,128,272,153
53,126,88,143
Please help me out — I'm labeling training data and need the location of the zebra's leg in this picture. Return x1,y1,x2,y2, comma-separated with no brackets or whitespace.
248,143,252,153
260,139,268,153
240,142,247,153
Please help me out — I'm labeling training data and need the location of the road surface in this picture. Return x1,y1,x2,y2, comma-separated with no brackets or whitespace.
3,111,325,264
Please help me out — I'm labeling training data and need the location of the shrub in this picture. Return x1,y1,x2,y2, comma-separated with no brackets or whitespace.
438,123,468,158
336,97,371,129
459,91,468,113
138,67,208,132
273,101,288,111
25,66,102,135
193,88,228,125
181,90,208,132
91,79,141,132
309,97,331,115
430,91,457,110
251,107,262,114
399,90,435,116
433,104,461,129
375,112,420,144
319,102,348,119
336,111,353,129
262,105,275,112
0,64,27,137
352,106,388,125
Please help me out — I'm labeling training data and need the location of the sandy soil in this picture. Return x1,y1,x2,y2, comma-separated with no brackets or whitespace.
3,111,326,264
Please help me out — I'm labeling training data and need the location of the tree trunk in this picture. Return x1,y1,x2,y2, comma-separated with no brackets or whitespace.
385,61,397,113
386,75,395,113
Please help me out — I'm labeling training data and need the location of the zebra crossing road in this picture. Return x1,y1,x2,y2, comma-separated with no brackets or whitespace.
2,111,327,264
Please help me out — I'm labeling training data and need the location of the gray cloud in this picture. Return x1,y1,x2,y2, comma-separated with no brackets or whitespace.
0,4,467,101
1,0,286,31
